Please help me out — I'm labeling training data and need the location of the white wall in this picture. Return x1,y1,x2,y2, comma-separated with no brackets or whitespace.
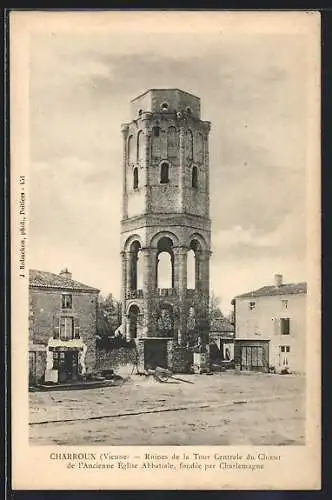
235,293,306,373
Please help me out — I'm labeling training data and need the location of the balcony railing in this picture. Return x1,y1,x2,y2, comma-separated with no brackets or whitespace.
126,289,143,299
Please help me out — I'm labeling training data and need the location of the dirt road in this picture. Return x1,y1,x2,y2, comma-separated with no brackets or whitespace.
29,371,305,446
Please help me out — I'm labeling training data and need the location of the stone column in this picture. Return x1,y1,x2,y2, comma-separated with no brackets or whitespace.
203,123,211,218
179,127,186,211
161,127,168,159
141,127,151,213
174,246,188,345
199,250,211,295
141,247,158,338
125,317,131,342
121,124,129,219
120,251,128,327
197,250,211,346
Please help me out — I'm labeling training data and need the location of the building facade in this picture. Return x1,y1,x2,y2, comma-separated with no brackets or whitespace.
232,274,307,374
120,89,211,371
29,269,99,385
209,317,235,362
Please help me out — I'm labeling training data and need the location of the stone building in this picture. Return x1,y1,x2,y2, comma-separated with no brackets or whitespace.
232,274,307,373
29,268,99,385
120,89,211,372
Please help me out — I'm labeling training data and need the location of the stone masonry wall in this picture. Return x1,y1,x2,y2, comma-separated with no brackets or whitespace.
95,347,138,374
30,287,98,373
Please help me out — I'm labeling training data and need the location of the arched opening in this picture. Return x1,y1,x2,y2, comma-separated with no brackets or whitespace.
128,304,140,339
167,126,178,158
133,167,139,189
157,253,172,288
187,249,196,289
152,126,161,160
137,130,144,162
128,135,135,163
185,129,193,161
128,241,142,292
196,133,204,163
160,162,169,184
157,303,174,336
188,239,202,290
156,237,174,290
191,166,198,188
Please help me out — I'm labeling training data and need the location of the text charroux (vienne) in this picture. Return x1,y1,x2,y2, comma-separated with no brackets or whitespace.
49,450,281,472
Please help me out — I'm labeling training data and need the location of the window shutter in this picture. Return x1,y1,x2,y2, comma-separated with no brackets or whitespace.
74,317,80,339
274,318,280,336
53,315,60,339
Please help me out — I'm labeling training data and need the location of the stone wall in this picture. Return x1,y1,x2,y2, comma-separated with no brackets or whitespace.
29,346,47,384
171,345,193,373
96,347,138,374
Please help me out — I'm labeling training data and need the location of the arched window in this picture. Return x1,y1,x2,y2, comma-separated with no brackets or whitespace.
128,241,142,291
153,126,160,137
167,126,178,158
133,167,139,189
187,249,196,289
160,162,169,184
156,237,174,289
157,253,173,288
152,126,161,159
185,129,193,161
128,135,134,163
128,304,140,339
137,130,144,162
192,166,198,189
196,133,204,163
187,239,202,290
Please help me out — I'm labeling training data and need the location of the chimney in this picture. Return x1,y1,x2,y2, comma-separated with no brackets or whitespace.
274,274,283,287
59,268,72,280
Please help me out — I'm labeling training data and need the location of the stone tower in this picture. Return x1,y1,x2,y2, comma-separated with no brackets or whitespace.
120,89,211,372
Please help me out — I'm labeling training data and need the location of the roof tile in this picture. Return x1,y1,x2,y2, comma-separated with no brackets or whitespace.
235,282,307,299
29,269,100,292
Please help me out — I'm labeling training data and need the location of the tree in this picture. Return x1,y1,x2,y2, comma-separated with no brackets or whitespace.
209,292,224,320
97,294,121,338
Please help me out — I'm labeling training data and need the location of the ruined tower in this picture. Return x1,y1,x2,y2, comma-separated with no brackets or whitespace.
120,89,211,372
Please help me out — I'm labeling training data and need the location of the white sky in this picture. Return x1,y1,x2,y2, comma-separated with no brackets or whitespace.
27,13,313,313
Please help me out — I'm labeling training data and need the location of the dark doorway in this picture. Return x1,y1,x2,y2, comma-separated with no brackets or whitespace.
144,340,168,370
56,351,79,383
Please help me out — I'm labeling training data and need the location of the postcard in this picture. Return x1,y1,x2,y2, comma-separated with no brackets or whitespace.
10,10,321,490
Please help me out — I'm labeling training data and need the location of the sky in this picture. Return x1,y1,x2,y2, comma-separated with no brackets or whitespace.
28,14,312,313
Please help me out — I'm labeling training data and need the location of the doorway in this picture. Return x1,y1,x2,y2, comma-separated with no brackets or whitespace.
55,350,79,383
144,340,168,370
241,345,265,371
